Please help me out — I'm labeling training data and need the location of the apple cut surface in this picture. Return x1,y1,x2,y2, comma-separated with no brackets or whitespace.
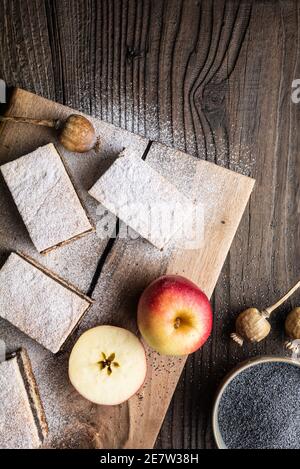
69,326,147,406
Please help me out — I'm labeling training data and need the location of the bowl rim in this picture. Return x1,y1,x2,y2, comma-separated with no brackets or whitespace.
212,355,300,449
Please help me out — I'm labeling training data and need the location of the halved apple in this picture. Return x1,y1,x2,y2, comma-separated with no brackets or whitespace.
69,325,147,405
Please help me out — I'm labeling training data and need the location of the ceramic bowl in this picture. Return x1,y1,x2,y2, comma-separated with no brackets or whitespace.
212,356,300,449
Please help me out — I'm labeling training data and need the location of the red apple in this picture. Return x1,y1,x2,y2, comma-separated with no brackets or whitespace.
137,275,213,356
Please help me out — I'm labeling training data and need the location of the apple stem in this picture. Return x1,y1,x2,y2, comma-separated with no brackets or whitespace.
174,317,181,329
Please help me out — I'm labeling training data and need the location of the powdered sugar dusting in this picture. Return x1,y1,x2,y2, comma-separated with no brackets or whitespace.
0,357,40,449
91,100,256,178
0,253,91,353
1,144,93,253
89,151,192,249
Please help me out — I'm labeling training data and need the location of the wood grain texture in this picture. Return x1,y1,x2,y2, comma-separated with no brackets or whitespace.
0,0,299,449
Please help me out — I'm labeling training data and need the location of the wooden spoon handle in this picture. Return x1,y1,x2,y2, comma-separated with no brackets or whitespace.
0,116,60,129
263,280,300,317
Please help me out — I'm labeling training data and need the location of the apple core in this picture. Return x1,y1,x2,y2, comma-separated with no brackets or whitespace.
69,325,147,405
98,352,120,376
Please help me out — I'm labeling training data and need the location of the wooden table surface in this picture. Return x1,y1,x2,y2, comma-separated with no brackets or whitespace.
0,0,299,449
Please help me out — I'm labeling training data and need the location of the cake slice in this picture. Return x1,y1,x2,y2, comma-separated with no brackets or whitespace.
0,349,48,449
0,143,94,254
0,252,93,353
88,151,192,249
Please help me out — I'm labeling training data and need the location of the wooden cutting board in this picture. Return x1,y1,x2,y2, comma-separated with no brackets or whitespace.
0,88,255,449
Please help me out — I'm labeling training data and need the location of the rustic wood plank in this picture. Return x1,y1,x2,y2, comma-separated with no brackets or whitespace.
0,0,299,450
